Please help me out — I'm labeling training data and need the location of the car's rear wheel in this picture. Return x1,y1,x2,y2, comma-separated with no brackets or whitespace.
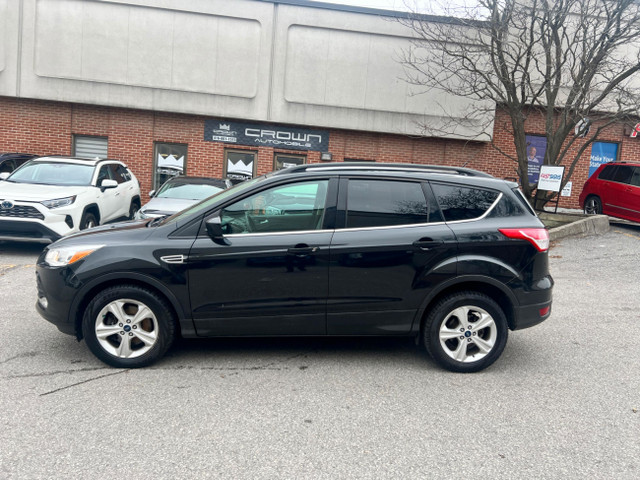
584,195,602,215
423,292,508,373
82,285,176,368
80,212,97,230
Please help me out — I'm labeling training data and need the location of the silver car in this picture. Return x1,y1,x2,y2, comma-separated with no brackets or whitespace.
136,176,232,219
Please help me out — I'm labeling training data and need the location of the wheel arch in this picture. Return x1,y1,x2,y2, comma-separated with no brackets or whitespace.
413,276,518,337
81,203,101,224
583,194,602,212
70,272,189,340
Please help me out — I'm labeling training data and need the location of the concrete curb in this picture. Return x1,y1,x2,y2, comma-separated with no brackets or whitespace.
542,213,610,241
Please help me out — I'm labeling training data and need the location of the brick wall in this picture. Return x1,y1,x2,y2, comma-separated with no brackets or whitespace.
2,96,635,208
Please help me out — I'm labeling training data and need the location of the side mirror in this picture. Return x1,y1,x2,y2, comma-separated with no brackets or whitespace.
0,172,9,180
205,214,229,245
148,190,156,198
101,179,118,191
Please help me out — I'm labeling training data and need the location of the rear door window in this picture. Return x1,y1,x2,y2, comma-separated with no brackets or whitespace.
344,179,439,228
611,165,634,184
431,183,500,221
630,167,640,187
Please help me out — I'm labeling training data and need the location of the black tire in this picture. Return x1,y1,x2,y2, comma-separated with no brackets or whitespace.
129,200,140,219
82,285,176,368
80,212,98,230
423,291,508,373
584,195,602,215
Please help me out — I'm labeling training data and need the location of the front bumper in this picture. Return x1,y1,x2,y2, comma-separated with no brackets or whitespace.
0,219,62,243
35,263,79,336
0,200,78,242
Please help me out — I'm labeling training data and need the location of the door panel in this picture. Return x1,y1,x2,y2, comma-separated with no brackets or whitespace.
327,224,457,334
618,167,640,221
187,178,335,336
95,165,119,223
602,165,633,218
188,231,332,336
327,178,456,335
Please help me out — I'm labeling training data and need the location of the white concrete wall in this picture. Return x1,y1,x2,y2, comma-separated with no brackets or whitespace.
0,0,495,139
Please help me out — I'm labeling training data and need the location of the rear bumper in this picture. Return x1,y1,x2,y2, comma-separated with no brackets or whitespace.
510,274,554,330
512,300,552,330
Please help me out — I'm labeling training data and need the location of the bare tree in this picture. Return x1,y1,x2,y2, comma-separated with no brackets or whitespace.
399,0,640,206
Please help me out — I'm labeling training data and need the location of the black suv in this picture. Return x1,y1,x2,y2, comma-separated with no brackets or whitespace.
36,163,553,372
0,152,38,174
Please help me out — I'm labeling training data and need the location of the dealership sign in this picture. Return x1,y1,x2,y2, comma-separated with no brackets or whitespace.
204,119,329,152
537,165,565,192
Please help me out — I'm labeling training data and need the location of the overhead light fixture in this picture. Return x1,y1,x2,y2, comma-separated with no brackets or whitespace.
320,152,332,161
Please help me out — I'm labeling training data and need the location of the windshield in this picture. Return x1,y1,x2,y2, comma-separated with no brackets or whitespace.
156,182,224,200
7,162,94,186
168,176,267,224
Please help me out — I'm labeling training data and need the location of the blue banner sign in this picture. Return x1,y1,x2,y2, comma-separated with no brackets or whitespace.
589,142,618,178
525,135,546,184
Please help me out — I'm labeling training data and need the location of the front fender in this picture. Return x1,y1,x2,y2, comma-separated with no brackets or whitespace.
69,271,193,338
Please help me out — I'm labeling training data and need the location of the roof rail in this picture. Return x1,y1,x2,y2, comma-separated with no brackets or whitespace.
36,155,114,162
279,162,493,178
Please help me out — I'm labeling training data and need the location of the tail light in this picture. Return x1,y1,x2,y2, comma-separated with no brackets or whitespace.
499,228,550,252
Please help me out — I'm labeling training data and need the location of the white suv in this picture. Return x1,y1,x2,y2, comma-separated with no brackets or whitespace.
0,156,140,243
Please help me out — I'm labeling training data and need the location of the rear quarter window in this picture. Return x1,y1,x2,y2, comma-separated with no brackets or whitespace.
431,183,500,221
511,187,536,216
487,194,526,218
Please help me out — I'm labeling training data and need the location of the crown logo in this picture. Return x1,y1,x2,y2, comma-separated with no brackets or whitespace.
219,124,230,130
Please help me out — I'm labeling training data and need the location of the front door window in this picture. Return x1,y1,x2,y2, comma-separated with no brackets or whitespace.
221,180,329,234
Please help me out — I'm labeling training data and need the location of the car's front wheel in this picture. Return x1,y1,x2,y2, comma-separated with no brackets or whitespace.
584,195,602,215
423,292,508,373
80,212,97,230
82,285,176,368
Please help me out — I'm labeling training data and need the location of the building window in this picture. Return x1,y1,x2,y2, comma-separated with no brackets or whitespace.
154,142,187,189
225,149,257,184
274,153,306,171
73,135,108,159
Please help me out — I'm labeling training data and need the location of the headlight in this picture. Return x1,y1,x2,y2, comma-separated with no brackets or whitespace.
44,244,104,266
41,195,76,209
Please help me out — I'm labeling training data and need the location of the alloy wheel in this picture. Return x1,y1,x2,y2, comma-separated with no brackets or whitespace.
438,305,497,363
95,298,159,359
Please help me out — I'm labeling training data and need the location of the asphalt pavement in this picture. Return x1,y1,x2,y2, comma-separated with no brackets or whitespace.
1,226,639,479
